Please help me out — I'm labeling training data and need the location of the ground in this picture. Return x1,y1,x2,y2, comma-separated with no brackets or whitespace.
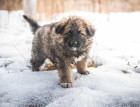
0,11,140,107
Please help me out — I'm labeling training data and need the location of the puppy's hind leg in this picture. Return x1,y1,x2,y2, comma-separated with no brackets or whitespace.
31,57,45,71
31,48,46,71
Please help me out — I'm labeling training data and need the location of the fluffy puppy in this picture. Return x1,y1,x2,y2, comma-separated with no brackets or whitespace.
23,15,95,88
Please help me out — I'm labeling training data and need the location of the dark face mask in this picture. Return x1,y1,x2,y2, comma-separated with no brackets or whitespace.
64,30,85,51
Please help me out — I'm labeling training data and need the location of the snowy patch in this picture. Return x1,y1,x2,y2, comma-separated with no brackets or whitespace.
0,11,140,107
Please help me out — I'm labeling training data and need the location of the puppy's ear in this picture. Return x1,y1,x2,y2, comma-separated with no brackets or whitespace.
55,23,66,34
86,25,95,37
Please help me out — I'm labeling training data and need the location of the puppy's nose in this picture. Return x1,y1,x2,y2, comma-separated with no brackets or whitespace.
74,41,77,45
70,41,77,47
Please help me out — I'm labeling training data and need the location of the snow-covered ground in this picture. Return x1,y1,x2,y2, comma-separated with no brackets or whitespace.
0,11,140,107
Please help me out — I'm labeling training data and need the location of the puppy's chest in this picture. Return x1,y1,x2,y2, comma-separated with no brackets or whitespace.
72,55,85,64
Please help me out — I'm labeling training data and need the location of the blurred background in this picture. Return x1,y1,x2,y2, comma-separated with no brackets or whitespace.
0,0,140,22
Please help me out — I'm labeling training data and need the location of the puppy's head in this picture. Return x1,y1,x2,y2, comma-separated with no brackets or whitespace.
55,16,95,51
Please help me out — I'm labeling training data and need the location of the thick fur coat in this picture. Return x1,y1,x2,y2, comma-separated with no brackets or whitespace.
23,15,95,88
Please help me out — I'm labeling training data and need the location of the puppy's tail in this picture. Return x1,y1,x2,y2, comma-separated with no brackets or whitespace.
23,15,40,35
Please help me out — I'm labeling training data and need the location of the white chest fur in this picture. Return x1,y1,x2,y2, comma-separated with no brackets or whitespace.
74,55,85,63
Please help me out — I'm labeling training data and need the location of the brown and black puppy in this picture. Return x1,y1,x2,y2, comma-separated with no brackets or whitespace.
23,15,95,88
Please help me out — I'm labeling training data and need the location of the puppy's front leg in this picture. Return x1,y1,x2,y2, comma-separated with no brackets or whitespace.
57,59,73,88
76,57,90,75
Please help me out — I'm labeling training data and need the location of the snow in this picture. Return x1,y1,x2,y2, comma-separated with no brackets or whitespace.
0,11,140,107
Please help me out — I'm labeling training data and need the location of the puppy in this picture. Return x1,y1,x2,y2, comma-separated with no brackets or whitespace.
23,15,95,88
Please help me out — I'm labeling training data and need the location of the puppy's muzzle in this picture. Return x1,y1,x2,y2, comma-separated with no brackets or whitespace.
67,40,79,51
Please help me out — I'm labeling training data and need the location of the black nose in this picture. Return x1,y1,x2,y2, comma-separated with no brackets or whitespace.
67,41,78,48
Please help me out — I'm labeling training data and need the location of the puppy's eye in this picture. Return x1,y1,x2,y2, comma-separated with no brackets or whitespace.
79,33,83,36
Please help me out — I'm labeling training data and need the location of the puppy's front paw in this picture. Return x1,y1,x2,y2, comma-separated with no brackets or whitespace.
78,71,90,75
84,71,90,75
60,83,73,88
